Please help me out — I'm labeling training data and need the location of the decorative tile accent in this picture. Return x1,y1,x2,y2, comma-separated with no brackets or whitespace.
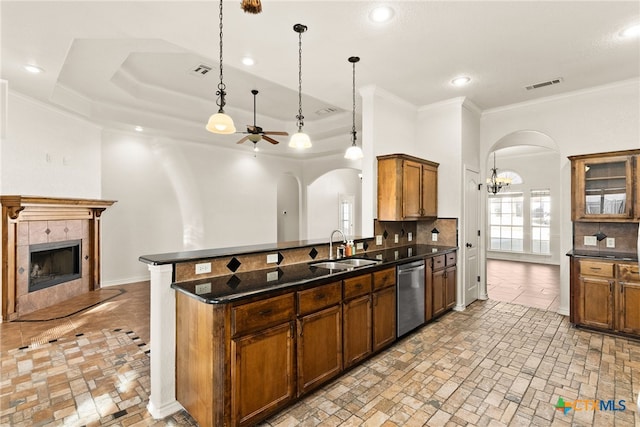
594,231,607,241
45,228,51,235
383,230,388,239
277,252,284,265
401,227,405,236
363,241,369,251
308,247,318,259
226,257,241,273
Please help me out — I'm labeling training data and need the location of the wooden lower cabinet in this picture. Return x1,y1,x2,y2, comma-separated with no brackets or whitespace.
232,322,295,426
343,294,372,368
432,268,446,317
373,286,396,351
571,258,640,339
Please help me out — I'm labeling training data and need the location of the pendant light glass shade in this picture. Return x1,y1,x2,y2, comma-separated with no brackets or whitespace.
206,0,236,135
289,132,312,149
206,112,236,134
344,56,363,160
289,24,311,149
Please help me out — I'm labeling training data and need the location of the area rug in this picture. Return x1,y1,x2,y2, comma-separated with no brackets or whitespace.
0,328,195,426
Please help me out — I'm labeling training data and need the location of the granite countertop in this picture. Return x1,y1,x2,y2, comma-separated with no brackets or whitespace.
171,244,457,304
566,249,638,262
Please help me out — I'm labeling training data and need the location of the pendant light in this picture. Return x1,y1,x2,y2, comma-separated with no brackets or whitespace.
344,56,363,160
289,24,312,149
206,0,236,135
486,152,512,194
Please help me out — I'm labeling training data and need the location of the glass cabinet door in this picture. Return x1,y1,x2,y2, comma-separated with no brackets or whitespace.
578,156,632,219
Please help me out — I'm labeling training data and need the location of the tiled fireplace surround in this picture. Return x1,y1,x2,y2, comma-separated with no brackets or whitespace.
0,196,115,321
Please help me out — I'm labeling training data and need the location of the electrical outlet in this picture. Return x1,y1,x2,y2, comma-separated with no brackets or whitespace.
376,235,383,245
408,232,413,242
408,247,413,256
432,233,438,242
394,234,399,243
266,253,278,264
584,236,597,246
606,237,616,248
195,262,211,274
356,242,364,250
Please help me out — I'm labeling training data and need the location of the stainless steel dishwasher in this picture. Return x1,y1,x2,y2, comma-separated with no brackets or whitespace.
396,259,425,337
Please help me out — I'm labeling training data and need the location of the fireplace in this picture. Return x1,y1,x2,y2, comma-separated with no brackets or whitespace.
29,240,82,292
1,196,115,320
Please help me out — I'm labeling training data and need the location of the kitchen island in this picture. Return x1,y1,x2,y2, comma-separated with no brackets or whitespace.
139,241,457,426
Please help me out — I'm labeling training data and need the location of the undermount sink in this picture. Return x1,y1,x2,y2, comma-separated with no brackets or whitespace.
309,258,380,271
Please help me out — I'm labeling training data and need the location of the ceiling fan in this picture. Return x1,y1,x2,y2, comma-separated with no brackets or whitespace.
236,89,288,147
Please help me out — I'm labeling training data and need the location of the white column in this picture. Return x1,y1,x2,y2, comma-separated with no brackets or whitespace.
146,263,183,418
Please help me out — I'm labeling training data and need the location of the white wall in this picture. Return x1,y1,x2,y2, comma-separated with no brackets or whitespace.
307,168,362,240
277,174,300,242
480,78,640,315
1,92,102,197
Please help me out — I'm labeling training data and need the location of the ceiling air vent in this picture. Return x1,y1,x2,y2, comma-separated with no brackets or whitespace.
315,107,338,116
525,77,563,91
189,64,212,77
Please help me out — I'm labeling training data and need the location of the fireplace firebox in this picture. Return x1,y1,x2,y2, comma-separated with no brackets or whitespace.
29,240,82,292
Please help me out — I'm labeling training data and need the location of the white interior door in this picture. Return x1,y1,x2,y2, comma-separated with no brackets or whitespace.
464,167,480,305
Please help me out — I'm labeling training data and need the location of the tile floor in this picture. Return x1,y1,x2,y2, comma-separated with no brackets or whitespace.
487,259,560,312
2,273,639,426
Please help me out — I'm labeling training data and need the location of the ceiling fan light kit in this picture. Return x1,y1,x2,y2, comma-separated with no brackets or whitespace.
236,89,289,147
289,23,312,149
206,0,236,135
344,56,363,160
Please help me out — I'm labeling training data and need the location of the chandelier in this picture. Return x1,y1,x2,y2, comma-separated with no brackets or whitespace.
486,152,511,194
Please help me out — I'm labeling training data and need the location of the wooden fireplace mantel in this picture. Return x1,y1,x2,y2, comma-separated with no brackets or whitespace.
1,195,116,321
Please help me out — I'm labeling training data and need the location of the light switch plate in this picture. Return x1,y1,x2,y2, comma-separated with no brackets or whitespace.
394,234,399,243
584,236,597,246
376,235,383,245
432,233,438,242
606,237,616,248
266,253,278,264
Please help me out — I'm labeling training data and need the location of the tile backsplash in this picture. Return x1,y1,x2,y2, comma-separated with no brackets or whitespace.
573,221,639,254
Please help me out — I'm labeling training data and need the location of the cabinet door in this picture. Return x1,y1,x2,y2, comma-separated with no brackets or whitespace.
432,269,446,318
232,322,295,426
618,281,640,335
343,295,372,368
421,164,438,218
373,286,396,352
579,276,614,330
297,305,342,396
402,160,423,218
572,156,633,221
445,266,456,310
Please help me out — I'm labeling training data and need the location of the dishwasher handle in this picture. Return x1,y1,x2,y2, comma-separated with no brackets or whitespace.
397,260,425,273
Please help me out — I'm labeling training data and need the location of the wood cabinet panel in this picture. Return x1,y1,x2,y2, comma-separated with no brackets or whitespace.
373,286,396,352
432,254,445,270
445,266,456,310
618,263,640,335
403,160,423,218
297,281,341,316
232,322,295,426
421,163,438,218
344,274,372,300
343,294,372,368
297,305,342,395
432,269,445,318
373,267,396,290
232,293,295,336
579,276,614,330
579,260,614,278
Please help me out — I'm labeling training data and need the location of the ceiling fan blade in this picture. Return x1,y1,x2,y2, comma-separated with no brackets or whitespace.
263,131,289,136
263,135,280,145
236,136,250,144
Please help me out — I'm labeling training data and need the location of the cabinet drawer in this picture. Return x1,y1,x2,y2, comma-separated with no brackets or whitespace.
297,281,342,316
618,263,640,282
432,255,446,270
446,252,457,266
579,260,614,278
373,268,396,290
232,293,295,336
343,274,372,300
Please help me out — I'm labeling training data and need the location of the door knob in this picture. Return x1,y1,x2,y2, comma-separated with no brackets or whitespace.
465,243,472,248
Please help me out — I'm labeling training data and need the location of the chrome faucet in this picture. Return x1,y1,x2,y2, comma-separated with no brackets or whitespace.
329,229,347,260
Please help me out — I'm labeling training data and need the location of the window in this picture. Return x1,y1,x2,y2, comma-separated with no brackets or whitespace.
531,190,551,254
339,194,354,237
489,192,524,251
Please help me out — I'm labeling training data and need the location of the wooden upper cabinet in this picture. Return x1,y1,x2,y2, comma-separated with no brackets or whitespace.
569,150,640,221
377,154,439,221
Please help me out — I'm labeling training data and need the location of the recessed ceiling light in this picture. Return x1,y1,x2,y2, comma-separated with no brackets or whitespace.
369,6,394,23
134,126,144,132
620,23,640,38
242,56,255,66
451,76,471,87
23,64,44,74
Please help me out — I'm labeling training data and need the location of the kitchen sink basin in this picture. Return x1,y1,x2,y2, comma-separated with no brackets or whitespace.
309,258,380,270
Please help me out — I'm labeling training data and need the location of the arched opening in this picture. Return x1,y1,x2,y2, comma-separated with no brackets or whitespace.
485,131,561,311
